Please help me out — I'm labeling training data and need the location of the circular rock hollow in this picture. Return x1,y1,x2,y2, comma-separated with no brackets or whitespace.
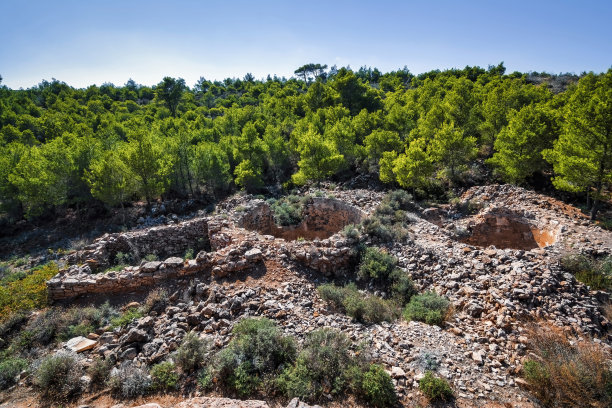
239,197,364,241
460,213,559,250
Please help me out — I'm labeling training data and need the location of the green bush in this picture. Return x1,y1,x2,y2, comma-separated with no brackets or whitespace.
358,247,396,281
212,317,296,396
110,306,143,328
389,270,417,305
175,332,210,372
151,361,179,391
35,354,82,400
361,364,397,408
342,224,360,240
144,253,158,262
318,283,399,324
269,195,309,226
419,371,453,402
0,357,27,389
87,357,112,390
108,365,151,398
403,292,451,326
277,328,353,401
560,253,612,291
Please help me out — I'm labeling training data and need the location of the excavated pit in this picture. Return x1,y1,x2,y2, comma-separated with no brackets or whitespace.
239,197,364,241
460,213,559,250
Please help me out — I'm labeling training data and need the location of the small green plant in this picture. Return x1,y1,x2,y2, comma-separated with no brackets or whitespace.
175,332,210,372
115,251,131,265
403,292,451,326
144,253,159,262
184,248,194,260
360,364,397,408
419,371,453,402
0,357,27,389
35,353,82,400
342,224,360,240
151,361,179,391
110,307,143,328
87,357,112,390
269,195,309,226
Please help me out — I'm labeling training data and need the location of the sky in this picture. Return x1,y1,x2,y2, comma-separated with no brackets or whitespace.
1,0,611,89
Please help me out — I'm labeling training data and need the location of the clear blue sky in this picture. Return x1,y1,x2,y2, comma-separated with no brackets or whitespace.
1,0,610,89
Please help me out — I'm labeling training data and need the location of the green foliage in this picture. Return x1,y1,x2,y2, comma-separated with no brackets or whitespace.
419,371,454,402
0,357,27,389
110,306,143,329
292,127,345,185
543,71,612,219
276,328,353,401
35,353,82,400
268,194,308,226
151,361,179,391
87,357,112,390
403,292,451,326
211,317,296,396
0,262,58,319
560,253,612,291
318,283,399,324
489,103,559,183
361,364,397,408
175,332,210,372
358,247,397,281
0,67,607,226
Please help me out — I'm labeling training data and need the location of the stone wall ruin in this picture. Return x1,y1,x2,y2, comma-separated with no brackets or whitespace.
238,197,364,241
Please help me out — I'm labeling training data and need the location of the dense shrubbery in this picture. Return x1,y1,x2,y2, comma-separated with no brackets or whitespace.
403,292,451,326
208,317,296,396
0,357,26,389
268,195,309,226
361,191,419,242
151,361,179,391
175,331,210,373
318,283,399,324
522,324,612,407
419,371,454,402
35,353,82,400
277,328,396,406
0,263,58,319
560,253,612,291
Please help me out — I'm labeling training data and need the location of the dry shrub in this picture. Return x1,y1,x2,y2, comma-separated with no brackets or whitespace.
522,323,612,407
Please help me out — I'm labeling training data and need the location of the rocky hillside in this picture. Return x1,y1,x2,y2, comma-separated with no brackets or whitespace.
1,185,610,408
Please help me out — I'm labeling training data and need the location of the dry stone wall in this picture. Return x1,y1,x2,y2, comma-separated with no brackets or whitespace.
67,218,210,269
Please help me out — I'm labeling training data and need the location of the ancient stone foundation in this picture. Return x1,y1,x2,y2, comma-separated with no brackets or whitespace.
238,197,364,241
460,212,560,250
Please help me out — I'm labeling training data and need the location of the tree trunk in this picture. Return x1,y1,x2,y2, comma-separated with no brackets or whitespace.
590,198,600,221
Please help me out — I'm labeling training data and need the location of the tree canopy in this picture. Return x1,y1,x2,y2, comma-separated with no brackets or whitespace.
0,65,608,222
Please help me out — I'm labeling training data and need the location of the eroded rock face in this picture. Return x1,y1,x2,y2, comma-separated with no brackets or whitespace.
238,197,364,241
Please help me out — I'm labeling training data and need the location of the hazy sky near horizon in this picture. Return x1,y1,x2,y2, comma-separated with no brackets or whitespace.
1,0,611,89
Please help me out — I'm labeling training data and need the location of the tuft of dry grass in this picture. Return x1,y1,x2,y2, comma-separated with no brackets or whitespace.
521,323,612,407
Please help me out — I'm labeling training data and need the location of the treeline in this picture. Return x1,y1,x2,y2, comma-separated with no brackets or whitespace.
0,63,610,221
